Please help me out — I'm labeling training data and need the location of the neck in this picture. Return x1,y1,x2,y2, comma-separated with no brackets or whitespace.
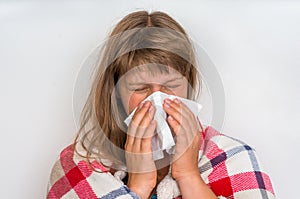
155,152,172,185
157,165,170,182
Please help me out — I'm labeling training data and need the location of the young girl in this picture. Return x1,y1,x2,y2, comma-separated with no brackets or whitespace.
47,11,275,199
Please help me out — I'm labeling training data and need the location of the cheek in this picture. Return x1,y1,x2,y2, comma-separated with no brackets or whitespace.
173,89,187,98
127,94,145,114
118,86,146,115
172,85,188,98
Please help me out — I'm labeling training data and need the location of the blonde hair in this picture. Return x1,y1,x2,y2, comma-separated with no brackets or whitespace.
74,10,202,170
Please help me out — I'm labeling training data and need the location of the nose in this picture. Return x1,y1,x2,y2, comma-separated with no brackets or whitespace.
148,84,175,96
151,84,163,93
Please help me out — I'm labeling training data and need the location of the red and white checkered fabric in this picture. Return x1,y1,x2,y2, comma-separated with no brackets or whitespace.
47,126,275,199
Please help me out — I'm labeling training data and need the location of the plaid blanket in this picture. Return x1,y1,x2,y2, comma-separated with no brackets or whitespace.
47,126,275,198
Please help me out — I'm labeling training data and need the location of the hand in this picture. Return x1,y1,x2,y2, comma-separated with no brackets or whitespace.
163,98,201,181
125,101,157,199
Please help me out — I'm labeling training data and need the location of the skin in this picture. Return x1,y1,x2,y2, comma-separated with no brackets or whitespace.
117,66,217,199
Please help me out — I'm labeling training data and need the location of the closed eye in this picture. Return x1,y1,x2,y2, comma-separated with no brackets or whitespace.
135,87,147,91
133,87,150,92
166,85,180,89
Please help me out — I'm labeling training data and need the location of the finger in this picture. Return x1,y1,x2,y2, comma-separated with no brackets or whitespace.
167,115,182,135
129,101,154,151
164,105,189,137
164,98,199,132
131,101,152,126
141,120,157,152
138,104,156,132
163,99,186,125
132,104,156,150
135,105,155,138
165,98,193,119
167,114,198,147
127,101,152,143
163,101,194,141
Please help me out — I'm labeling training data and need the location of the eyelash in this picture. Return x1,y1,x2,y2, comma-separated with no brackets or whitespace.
167,85,180,88
134,87,149,92
133,85,180,92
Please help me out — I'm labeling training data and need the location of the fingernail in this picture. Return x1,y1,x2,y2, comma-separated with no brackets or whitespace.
165,98,171,104
169,115,174,121
174,98,180,104
164,103,170,108
144,101,151,107
138,102,144,109
149,105,154,114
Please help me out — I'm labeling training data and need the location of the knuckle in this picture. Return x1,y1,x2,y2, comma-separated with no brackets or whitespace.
124,144,131,151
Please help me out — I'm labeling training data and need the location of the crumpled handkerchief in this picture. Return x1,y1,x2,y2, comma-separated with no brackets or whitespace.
124,91,202,160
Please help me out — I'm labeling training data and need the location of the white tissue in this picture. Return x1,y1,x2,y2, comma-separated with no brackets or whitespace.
124,91,202,160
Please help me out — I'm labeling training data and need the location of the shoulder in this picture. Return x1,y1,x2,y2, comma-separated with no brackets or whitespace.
200,125,254,160
198,126,276,199
46,144,139,199
46,144,107,198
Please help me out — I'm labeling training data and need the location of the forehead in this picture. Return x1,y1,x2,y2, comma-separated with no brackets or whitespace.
123,64,183,84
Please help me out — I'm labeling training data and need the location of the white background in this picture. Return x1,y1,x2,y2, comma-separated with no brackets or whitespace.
1,1,299,198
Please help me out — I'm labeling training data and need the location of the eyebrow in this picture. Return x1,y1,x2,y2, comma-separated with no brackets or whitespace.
127,76,183,86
